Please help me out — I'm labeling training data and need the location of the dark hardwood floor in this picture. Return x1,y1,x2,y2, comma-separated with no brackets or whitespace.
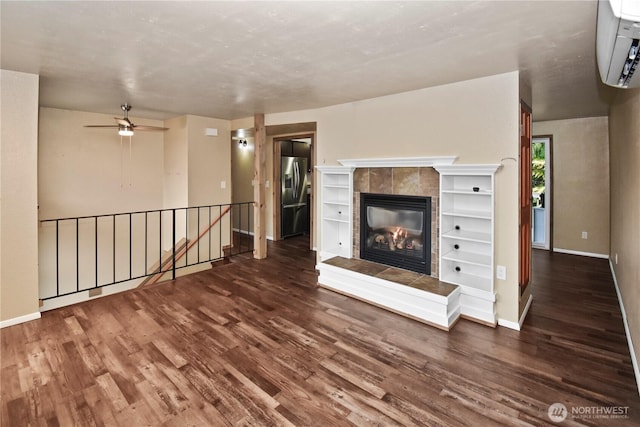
2,238,639,426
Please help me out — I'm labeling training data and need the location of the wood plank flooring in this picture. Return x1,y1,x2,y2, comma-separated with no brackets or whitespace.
2,238,639,426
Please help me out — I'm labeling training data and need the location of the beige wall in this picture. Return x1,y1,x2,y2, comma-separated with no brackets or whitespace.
163,115,188,210
609,89,640,378
39,108,166,218
164,115,231,208
186,115,231,206
533,117,610,256
1,70,40,323
266,72,522,323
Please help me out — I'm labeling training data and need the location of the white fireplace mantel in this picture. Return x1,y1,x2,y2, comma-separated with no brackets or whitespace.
337,156,457,168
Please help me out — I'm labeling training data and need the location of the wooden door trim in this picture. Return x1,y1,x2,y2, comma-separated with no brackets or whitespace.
519,102,532,295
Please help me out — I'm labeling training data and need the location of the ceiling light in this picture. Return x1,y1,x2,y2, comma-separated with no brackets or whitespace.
119,126,134,137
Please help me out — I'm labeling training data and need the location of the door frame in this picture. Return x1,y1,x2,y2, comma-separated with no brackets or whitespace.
532,135,553,251
272,133,315,249
519,102,532,295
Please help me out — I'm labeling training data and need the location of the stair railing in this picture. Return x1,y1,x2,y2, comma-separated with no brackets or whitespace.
38,202,253,302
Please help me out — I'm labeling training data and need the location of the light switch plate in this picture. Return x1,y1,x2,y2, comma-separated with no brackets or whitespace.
496,265,507,280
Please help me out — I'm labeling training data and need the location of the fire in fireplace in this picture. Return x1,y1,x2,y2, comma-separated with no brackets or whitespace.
360,193,431,274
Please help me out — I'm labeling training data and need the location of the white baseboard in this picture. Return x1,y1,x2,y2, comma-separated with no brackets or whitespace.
497,294,533,331
609,258,640,396
497,318,520,330
553,248,609,259
0,311,41,328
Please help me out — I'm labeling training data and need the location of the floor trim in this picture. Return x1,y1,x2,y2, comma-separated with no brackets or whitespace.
609,258,640,396
0,311,41,329
553,248,608,259
497,294,533,331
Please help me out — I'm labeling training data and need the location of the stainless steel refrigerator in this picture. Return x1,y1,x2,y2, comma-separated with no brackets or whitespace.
281,156,309,238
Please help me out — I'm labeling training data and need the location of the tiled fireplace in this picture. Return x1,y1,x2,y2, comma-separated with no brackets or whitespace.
317,157,502,331
316,157,462,330
352,167,440,278
360,193,431,275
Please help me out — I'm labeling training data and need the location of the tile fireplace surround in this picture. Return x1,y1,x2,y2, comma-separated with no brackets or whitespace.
353,166,440,278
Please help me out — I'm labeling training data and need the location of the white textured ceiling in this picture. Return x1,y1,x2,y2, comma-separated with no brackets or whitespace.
0,1,617,122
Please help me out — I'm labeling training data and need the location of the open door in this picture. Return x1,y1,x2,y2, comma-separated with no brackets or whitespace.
519,103,532,294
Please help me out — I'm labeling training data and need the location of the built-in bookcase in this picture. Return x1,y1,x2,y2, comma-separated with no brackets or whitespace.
316,166,354,261
435,164,500,325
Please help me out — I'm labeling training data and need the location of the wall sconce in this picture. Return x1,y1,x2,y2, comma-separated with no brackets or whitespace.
238,139,247,148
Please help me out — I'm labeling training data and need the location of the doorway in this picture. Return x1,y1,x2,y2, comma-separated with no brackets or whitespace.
273,133,315,250
532,135,553,250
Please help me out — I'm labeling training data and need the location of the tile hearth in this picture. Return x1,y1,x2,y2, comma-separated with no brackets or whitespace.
318,256,461,330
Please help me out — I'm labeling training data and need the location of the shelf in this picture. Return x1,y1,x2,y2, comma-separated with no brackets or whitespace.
441,190,492,195
442,229,491,243
442,250,491,267
323,216,350,224
440,271,492,293
442,209,491,220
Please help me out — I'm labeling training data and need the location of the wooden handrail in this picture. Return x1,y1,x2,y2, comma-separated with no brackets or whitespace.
139,205,232,287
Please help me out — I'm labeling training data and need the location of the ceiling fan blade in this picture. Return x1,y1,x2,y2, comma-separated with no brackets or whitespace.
83,104,169,133
132,125,170,131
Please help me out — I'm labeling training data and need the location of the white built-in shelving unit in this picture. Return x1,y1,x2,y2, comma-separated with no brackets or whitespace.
316,166,354,261
435,164,500,325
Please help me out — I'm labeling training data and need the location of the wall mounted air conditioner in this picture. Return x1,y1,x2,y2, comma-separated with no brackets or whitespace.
596,0,640,88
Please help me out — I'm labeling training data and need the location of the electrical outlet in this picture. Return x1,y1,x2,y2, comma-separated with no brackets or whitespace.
220,180,226,189
496,265,507,280
581,231,588,239
615,253,618,264
265,180,270,188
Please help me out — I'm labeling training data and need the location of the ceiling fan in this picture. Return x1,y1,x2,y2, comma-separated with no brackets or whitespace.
84,103,168,136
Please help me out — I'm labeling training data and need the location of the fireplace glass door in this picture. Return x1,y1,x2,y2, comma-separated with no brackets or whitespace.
360,193,431,274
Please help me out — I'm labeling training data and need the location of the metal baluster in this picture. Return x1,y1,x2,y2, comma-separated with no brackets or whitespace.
56,220,60,297
129,213,132,280
113,214,116,283
172,209,176,280
76,218,80,293
144,212,148,276
95,216,98,287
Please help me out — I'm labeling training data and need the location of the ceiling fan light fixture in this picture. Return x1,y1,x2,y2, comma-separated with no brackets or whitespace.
118,126,134,137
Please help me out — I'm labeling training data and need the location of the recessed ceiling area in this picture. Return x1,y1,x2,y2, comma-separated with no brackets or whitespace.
0,1,617,122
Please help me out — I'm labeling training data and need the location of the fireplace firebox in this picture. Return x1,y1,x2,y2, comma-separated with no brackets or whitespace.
360,193,431,275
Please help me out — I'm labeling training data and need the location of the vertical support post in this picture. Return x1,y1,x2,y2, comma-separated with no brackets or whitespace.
253,113,267,259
